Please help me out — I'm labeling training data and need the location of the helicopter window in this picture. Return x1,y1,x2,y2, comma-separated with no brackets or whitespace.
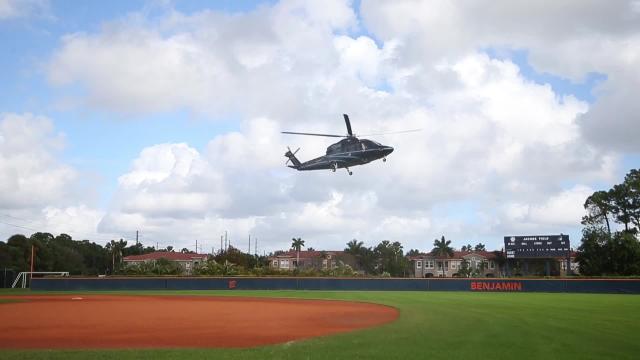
362,140,378,149
326,143,341,154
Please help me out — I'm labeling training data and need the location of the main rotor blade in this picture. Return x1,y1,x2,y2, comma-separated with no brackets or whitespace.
343,114,353,136
358,129,423,136
281,131,346,138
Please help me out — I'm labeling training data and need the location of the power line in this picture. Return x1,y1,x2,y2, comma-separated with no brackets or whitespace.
1,214,42,225
0,219,126,243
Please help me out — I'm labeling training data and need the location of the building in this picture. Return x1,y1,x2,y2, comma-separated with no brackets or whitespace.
123,252,209,275
408,250,579,278
268,250,356,271
507,251,579,277
409,251,502,278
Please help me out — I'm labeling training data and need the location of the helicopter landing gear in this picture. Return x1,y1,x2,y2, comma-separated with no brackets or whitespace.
345,167,353,176
383,157,387,162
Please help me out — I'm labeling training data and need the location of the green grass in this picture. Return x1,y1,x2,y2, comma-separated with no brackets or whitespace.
1,290,639,359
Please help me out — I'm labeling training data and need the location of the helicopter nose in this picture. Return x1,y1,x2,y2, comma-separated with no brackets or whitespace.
384,146,394,155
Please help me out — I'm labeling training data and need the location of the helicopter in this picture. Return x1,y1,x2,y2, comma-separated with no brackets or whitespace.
282,114,418,175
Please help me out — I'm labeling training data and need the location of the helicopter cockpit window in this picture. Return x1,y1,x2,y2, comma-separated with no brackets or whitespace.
326,143,341,155
362,140,378,149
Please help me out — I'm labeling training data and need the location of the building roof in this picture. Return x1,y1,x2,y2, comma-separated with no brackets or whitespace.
123,252,209,262
270,250,345,259
409,251,499,260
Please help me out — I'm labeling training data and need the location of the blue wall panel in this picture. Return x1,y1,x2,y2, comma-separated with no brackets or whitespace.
565,280,640,294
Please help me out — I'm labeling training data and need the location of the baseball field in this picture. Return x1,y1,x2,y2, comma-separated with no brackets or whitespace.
1,289,639,359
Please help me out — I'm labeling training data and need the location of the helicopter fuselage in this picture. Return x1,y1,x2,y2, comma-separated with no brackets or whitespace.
287,137,394,172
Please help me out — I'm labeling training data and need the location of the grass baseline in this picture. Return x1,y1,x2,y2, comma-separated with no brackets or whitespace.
0,289,639,360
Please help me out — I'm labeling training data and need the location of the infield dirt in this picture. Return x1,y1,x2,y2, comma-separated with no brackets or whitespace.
0,295,398,349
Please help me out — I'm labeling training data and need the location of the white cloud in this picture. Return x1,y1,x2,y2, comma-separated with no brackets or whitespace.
0,0,49,19
0,114,114,242
360,0,640,152
41,205,111,241
0,113,75,209
501,185,594,227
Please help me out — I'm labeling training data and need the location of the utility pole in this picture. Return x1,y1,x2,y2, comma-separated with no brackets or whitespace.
248,235,251,254
30,245,35,286
225,231,228,251
220,235,223,254
136,230,139,246
196,239,198,254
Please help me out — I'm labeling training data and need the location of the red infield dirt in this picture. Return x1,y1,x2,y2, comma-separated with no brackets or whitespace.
0,295,398,349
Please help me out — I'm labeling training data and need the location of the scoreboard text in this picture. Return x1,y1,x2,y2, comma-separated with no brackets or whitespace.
504,235,570,259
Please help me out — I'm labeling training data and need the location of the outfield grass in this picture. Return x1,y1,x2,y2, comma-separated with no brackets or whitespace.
1,290,639,359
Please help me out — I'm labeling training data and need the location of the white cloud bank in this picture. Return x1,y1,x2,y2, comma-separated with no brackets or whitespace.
4,0,636,251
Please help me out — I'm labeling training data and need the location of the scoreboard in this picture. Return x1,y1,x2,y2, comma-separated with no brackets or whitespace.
504,235,570,259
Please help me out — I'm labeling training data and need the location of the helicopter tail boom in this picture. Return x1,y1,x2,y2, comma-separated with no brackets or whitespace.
285,147,302,169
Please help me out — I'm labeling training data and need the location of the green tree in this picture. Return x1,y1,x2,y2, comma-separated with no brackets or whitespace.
214,246,253,269
373,240,407,277
105,239,127,274
605,231,640,275
457,259,471,277
291,237,305,269
492,250,506,276
122,242,145,257
582,190,614,235
345,239,364,255
345,239,373,273
474,243,486,252
431,236,454,277
406,249,421,256
578,168,640,275
578,226,640,276
624,169,640,230
610,185,633,232
576,228,608,275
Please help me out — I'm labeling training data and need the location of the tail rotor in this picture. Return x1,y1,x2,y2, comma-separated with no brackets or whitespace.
285,146,301,168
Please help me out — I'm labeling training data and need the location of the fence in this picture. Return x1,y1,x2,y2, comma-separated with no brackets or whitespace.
31,277,640,294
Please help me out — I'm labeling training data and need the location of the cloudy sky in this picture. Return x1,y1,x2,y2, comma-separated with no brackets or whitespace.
1,0,638,254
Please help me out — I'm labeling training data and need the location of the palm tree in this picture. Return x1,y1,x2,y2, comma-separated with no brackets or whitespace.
474,243,486,252
106,239,127,274
431,235,454,277
291,237,305,269
345,239,364,255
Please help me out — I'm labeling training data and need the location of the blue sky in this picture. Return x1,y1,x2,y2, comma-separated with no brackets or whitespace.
1,0,637,252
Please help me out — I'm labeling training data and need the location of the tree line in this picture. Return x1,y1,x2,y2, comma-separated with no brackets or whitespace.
578,169,640,275
1,230,490,280
0,232,163,276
